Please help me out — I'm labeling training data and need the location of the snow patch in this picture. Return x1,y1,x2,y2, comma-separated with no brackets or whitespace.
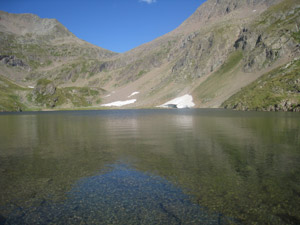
253,10,257,12
101,99,137,107
284,62,292,69
128,92,139,98
28,86,34,89
159,94,195,109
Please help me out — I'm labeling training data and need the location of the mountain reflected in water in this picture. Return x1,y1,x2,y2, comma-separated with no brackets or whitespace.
0,109,299,224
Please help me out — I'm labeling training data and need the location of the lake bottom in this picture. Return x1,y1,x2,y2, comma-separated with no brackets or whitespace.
2,164,233,225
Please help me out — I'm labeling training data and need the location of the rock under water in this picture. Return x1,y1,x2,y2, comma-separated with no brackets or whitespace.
4,164,233,225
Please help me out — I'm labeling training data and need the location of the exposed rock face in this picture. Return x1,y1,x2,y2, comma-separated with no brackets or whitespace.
0,55,27,68
229,99,300,112
34,82,56,96
31,81,57,108
232,2,300,72
274,99,300,112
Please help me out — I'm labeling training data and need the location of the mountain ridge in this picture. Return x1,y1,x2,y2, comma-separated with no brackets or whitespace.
0,0,299,112
0,10,74,37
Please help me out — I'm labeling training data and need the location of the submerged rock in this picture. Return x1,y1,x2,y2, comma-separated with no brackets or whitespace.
0,214,6,225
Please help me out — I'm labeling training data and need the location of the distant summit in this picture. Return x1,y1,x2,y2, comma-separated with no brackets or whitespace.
0,10,73,37
0,0,299,112
180,0,282,29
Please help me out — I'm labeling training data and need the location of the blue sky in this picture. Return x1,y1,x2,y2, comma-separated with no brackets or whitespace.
0,0,205,53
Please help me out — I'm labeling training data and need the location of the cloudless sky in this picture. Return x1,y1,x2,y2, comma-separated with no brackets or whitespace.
0,0,206,53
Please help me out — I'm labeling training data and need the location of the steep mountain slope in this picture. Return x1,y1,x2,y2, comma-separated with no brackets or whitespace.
0,10,117,82
0,10,117,110
223,57,300,111
0,0,299,111
98,0,299,109
222,0,300,111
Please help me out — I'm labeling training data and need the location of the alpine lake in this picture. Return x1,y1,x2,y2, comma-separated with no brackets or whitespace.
0,109,299,225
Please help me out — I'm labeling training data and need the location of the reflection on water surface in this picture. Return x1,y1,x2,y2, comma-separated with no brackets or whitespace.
0,109,299,224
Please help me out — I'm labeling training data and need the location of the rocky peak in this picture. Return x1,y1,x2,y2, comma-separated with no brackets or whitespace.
0,10,74,38
181,0,282,27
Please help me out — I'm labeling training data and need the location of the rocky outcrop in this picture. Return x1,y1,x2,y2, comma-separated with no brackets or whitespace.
0,55,27,68
228,100,300,112
233,1,300,72
31,80,58,108
34,82,56,96
170,30,232,81
272,99,300,112
227,101,300,112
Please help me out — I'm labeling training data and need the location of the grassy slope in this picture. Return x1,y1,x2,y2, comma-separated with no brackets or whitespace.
222,59,300,111
198,0,300,110
0,31,115,85
27,79,104,109
0,76,104,112
193,50,243,104
0,75,29,112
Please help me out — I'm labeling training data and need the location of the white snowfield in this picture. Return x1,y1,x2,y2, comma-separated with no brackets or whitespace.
28,86,34,89
159,94,195,109
101,99,137,107
128,92,139,98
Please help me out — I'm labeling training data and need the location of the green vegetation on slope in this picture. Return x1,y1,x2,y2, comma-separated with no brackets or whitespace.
292,30,300,43
27,79,102,109
37,78,52,86
193,50,243,103
254,0,300,31
0,75,28,112
222,58,300,111
0,76,104,112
